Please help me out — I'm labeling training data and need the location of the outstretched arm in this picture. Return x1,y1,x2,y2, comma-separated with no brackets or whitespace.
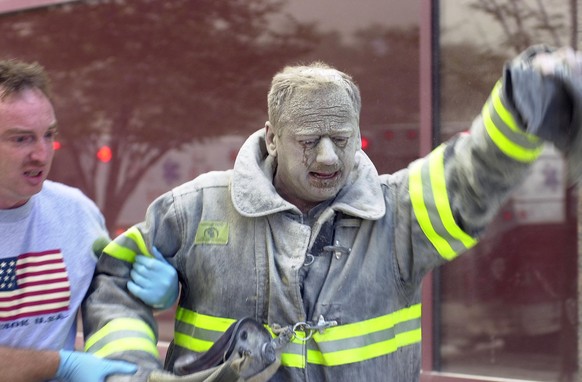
394,45,582,287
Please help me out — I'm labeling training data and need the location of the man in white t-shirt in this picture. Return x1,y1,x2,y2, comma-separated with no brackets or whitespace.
0,59,178,382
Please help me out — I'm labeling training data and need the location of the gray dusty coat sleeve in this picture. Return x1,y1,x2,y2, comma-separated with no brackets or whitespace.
392,45,580,289
81,191,183,381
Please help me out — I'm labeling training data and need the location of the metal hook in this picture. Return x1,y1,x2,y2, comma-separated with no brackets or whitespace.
323,242,351,260
291,315,338,342
292,321,313,342
303,253,315,267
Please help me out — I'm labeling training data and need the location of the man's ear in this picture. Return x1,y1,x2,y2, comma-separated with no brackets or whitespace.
265,121,277,157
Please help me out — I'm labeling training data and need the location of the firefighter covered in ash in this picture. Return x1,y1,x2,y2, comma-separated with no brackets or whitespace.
83,45,582,382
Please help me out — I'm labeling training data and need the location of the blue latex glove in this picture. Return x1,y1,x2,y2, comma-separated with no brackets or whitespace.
127,246,179,309
56,350,137,382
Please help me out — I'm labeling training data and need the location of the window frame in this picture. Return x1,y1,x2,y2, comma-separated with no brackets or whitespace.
0,0,79,14
419,1,577,381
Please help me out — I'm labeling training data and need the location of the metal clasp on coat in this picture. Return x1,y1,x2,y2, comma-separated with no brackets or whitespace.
303,253,315,267
323,241,351,260
292,315,338,342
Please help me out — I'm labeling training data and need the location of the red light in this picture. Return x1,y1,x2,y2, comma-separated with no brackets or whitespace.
406,130,418,140
97,145,112,163
53,141,61,150
361,136,369,150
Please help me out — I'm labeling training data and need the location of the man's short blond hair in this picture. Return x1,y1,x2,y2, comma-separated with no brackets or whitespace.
0,59,50,100
267,62,361,132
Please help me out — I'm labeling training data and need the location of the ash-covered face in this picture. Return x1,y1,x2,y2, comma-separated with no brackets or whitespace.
266,86,359,212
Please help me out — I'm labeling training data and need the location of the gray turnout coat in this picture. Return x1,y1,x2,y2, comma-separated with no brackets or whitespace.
82,45,577,382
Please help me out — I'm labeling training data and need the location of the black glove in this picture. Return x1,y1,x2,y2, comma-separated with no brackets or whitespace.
504,44,582,182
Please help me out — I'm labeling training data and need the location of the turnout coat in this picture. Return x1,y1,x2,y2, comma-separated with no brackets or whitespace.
82,46,575,381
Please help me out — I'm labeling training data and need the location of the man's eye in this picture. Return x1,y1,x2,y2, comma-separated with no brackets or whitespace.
11,136,33,144
45,130,57,140
333,137,349,146
301,139,318,148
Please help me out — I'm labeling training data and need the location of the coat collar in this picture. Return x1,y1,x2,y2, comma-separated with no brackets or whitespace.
231,129,385,220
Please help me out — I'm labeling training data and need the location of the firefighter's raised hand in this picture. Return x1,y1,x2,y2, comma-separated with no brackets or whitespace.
530,46,582,184
127,247,179,310
505,45,582,183
530,46,582,77
56,350,137,382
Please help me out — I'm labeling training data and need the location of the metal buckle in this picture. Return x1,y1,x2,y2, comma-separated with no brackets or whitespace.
303,253,315,267
292,315,338,342
323,241,351,259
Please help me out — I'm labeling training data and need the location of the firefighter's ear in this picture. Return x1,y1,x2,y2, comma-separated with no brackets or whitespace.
265,122,277,157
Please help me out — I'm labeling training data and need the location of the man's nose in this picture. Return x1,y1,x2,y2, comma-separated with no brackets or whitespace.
315,137,339,165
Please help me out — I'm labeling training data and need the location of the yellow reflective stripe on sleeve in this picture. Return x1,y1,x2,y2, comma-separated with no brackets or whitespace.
124,226,152,257
103,240,137,263
103,226,153,263
85,317,156,349
429,146,477,249
85,317,158,358
483,81,543,163
409,146,476,260
92,337,159,358
409,159,455,258
491,81,520,132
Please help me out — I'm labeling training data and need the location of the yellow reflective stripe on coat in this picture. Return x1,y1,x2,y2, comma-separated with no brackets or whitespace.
103,226,152,263
483,81,543,163
409,145,477,260
175,307,236,352
173,305,421,368
85,317,159,358
306,304,421,366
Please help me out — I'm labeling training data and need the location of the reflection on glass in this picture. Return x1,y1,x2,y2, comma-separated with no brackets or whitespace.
0,0,420,234
438,1,578,381
0,0,421,349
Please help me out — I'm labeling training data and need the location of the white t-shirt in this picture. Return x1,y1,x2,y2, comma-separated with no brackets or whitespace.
0,180,107,351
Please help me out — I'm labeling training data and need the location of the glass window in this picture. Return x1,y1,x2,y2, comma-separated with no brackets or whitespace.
0,0,421,355
0,0,421,233
435,1,578,380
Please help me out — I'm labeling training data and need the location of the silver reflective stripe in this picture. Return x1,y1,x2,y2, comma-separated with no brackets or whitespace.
409,145,477,260
483,81,543,163
85,317,158,358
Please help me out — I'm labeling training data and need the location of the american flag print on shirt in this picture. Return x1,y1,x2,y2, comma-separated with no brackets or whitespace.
0,250,71,321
